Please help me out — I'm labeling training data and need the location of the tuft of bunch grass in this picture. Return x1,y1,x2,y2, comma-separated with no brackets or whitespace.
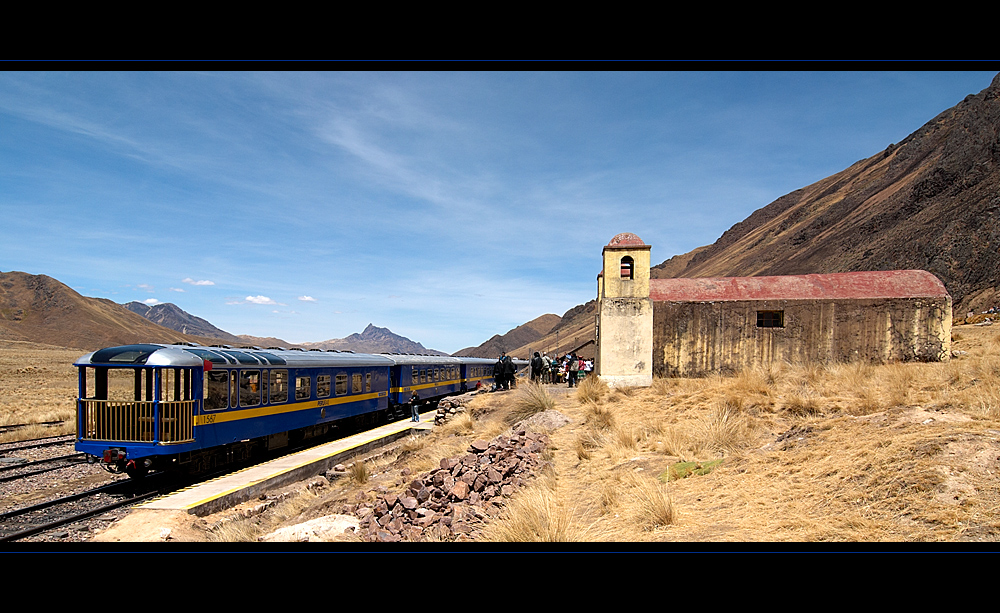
505,382,556,425
480,483,573,542
576,375,609,404
622,472,675,529
695,400,756,456
583,401,616,430
349,460,370,484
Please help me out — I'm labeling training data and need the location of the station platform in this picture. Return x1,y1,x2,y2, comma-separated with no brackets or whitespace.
138,413,433,516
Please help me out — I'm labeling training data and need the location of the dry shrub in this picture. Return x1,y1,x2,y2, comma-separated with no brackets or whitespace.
480,482,594,542
575,428,607,461
349,460,371,485
439,412,475,436
208,517,262,543
783,391,822,416
611,423,641,451
621,471,675,529
695,400,756,456
651,377,677,395
609,385,638,403
583,401,616,430
659,425,699,460
882,363,915,407
505,382,555,425
733,366,774,397
576,375,609,404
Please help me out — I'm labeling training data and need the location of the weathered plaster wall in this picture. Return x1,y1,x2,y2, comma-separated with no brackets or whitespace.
599,296,653,387
653,296,952,377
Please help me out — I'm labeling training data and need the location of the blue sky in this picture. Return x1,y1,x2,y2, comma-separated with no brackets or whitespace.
1,70,996,353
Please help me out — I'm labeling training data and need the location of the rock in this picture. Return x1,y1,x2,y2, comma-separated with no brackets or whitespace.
349,417,560,542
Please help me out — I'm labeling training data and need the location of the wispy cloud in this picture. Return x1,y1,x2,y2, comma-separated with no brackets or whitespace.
298,296,316,302
246,295,277,305
142,298,161,305
183,278,215,286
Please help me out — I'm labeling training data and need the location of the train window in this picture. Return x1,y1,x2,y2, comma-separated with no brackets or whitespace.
270,370,288,404
336,374,347,395
366,372,372,392
296,376,311,400
317,375,331,398
352,373,362,394
240,370,261,407
421,369,427,384
159,368,193,402
230,371,238,407
206,371,229,410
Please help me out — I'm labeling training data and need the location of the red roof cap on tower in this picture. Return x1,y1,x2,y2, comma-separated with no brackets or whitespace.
606,232,646,247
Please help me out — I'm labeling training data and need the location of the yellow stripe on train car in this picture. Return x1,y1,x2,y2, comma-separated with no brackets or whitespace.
194,391,383,426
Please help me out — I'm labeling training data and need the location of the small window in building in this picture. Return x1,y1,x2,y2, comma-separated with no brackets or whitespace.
757,310,785,328
620,256,634,279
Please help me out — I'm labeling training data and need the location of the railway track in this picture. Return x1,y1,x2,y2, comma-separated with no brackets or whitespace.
0,476,167,542
0,452,90,483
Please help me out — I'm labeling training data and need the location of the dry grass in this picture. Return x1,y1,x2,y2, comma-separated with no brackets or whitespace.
576,375,609,405
11,327,1000,543
505,382,556,425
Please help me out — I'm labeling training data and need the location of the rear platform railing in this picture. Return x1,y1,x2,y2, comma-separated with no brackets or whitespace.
79,399,195,444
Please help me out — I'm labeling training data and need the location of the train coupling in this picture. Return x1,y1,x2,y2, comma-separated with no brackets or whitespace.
103,448,127,463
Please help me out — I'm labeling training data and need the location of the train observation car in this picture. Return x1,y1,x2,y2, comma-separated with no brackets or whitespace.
73,343,510,478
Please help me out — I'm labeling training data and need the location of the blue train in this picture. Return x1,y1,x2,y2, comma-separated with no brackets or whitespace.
74,343,519,478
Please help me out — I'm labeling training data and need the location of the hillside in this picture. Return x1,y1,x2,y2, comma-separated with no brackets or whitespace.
124,301,242,344
453,314,562,359
0,271,223,351
300,324,447,355
651,72,1000,317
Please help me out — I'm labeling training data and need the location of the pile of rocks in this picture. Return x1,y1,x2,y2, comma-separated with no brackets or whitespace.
433,392,478,425
348,429,551,542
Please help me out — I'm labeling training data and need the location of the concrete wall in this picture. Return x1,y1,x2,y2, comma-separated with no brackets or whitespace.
653,296,952,377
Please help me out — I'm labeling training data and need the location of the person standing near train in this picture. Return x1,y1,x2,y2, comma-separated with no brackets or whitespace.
410,392,421,422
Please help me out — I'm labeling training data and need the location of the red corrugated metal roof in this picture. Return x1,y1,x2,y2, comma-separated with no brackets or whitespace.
649,270,949,302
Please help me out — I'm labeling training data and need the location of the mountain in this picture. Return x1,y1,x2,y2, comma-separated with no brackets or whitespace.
0,271,223,351
453,314,561,359
651,72,1000,318
299,324,448,355
123,301,242,343
453,305,598,361
462,73,1000,354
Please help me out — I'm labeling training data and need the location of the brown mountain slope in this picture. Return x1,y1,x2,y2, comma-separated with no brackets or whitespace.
453,313,562,358
300,323,447,355
508,300,598,361
652,72,1000,316
0,271,228,351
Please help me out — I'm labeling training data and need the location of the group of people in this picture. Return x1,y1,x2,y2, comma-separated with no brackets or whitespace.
493,353,518,391
529,352,591,387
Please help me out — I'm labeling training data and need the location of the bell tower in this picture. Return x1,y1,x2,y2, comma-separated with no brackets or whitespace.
596,233,653,388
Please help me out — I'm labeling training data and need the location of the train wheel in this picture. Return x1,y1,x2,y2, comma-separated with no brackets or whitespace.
125,462,149,479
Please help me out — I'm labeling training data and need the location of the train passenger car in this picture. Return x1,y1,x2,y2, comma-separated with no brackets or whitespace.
75,343,395,477
381,354,498,407
74,344,523,478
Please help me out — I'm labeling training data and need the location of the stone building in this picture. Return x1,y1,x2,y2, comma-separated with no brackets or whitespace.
596,233,952,384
